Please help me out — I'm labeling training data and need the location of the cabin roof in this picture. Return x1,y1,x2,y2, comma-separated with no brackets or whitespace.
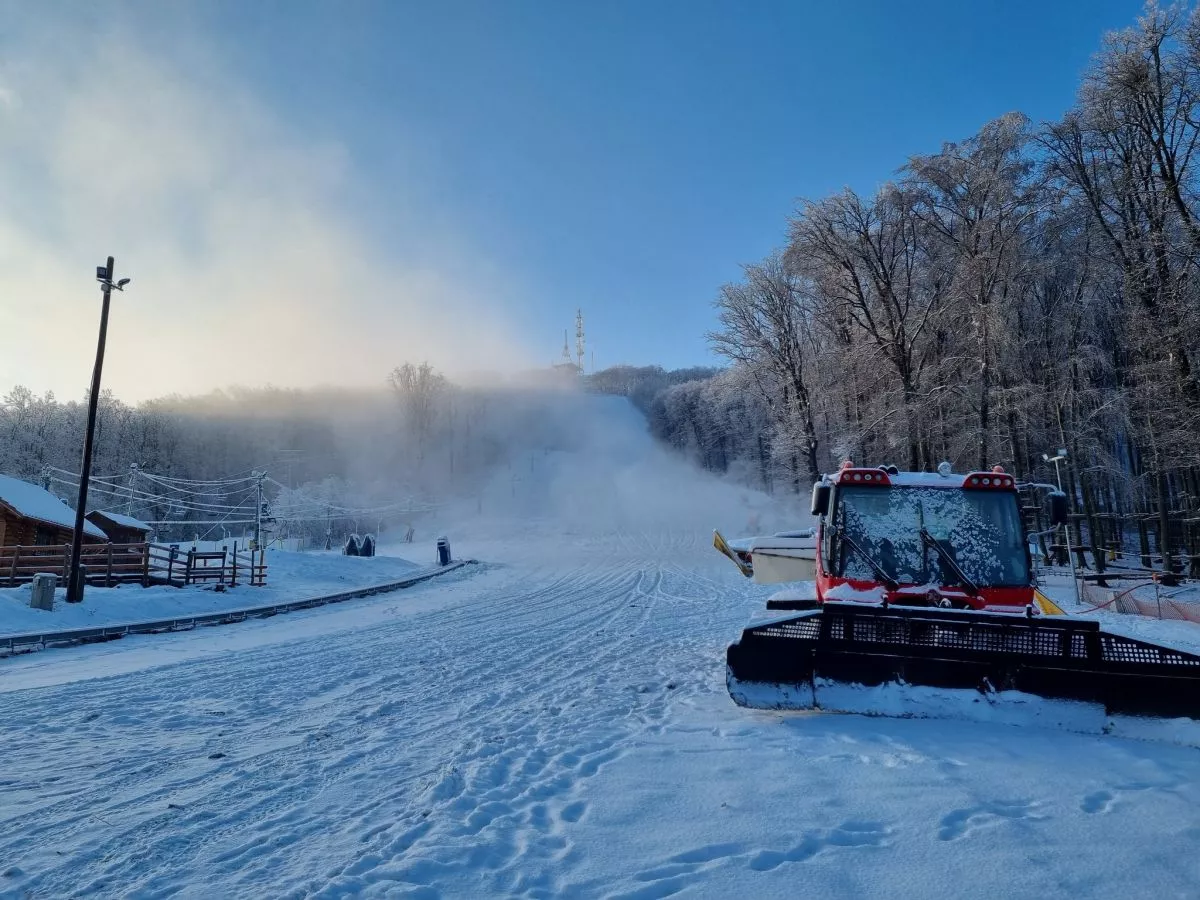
0,474,106,538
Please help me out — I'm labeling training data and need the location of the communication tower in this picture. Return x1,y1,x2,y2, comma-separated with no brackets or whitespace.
575,309,586,373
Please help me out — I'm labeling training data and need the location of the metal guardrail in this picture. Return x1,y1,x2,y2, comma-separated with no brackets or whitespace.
0,559,477,658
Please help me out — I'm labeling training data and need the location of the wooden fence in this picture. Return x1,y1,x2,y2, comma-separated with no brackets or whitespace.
0,542,267,589
147,542,267,588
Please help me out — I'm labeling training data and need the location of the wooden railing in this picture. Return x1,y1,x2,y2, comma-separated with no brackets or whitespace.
0,541,267,588
147,542,267,588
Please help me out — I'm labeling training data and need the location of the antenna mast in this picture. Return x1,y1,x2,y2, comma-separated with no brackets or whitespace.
575,309,585,374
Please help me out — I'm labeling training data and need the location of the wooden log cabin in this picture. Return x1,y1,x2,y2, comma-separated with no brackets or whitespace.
0,474,108,547
85,510,152,545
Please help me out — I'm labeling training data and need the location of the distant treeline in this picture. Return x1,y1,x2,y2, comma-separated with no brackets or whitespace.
0,367,590,542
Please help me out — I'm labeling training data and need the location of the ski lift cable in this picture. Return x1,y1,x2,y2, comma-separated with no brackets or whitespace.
50,477,262,514
136,467,263,484
140,471,262,489
143,519,257,527
47,464,262,490
51,476,260,510
135,477,260,498
197,497,263,541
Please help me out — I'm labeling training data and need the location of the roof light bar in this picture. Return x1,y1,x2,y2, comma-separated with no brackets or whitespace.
965,471,1015,490
837,467,891,486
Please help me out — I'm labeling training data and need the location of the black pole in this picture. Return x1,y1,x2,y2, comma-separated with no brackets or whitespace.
66,256,115,603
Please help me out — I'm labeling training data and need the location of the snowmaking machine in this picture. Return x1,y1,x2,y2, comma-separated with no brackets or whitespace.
722,462,1200,735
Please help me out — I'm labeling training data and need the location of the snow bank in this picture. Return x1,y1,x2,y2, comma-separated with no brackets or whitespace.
0,548,420,635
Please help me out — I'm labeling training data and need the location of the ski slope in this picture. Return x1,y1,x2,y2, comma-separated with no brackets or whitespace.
1,396,1199,898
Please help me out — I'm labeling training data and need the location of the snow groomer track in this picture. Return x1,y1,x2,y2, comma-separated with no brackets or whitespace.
0,560,475,657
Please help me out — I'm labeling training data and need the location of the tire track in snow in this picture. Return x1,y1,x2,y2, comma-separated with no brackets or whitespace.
0,535,735,898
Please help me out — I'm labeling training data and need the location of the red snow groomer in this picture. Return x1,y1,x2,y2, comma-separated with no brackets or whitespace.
724,462,1200,737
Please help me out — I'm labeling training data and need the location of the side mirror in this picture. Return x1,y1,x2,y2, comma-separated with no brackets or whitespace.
811,482,830,517
1047,491,1068,527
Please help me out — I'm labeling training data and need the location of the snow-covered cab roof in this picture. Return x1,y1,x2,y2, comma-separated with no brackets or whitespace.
0,474,107,538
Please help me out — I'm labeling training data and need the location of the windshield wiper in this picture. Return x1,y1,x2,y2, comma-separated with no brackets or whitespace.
920,528,979,596
834,524,899,591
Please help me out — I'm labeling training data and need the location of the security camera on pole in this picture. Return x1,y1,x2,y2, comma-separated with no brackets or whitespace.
67,257,131,603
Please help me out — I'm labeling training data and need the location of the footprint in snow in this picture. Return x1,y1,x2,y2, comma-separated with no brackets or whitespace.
1081,790,1115,814
937,800,1045,841
559,800,588,823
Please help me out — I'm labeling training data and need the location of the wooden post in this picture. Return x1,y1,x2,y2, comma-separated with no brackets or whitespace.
106,542,114,587
221,545,228,586
167,545,177,585
142,543,150,587
185,548,195,585
9,545,20,586
231,540,238,587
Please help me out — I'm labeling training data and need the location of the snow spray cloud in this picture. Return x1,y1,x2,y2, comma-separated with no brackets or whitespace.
438,385,789,539
0,7,534,402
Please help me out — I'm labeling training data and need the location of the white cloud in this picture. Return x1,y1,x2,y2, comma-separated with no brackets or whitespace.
0,14,535,402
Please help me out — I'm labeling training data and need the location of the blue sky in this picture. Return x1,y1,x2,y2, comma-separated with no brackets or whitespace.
0,1,1147,398
206,0,1141,371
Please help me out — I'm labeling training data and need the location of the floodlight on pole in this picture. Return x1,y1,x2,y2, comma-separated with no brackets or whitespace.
66,256,131,603
1042,448,1079,607
1042,450,1067,491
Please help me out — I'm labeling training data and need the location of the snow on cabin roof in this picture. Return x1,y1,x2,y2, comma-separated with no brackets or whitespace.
87,510,151,533
0,474,106,538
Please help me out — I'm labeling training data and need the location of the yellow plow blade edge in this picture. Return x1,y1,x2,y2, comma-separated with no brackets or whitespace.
713,530,752,578
1034,588,1066,616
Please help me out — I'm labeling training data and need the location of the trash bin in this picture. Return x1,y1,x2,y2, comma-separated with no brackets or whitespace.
30,573,56,611
436,536,451,566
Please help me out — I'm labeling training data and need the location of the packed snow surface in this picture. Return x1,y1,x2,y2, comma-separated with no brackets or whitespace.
1,398,1199,898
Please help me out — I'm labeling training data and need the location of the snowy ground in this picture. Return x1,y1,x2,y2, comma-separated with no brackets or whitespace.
1039,570,1200,656
0,547,435,636
2,398,1199,899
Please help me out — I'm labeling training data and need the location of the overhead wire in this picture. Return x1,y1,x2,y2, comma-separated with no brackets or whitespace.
50,477,262,515
50,477,260,513
48,465,432,535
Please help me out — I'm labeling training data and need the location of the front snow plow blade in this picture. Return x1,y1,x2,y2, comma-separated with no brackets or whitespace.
727,602,1200,737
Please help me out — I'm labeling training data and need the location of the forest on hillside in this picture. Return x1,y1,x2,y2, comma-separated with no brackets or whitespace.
606,5,1200,566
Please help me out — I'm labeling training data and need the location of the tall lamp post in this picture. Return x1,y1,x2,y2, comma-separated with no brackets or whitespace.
1042,448,1080,606
66,257,131,603
1044,448,1067,492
